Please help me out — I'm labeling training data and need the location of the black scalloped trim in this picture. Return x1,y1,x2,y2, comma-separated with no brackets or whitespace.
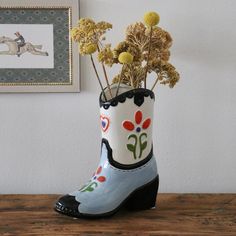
99,88,155,110
102,138,153,170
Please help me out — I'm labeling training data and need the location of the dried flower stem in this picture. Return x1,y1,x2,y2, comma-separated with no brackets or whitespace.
151,73,161,91
144,26,153,89
152,59,162,91
131,77,134,88
130,65,134,88
115,65,125,97
90,55,107,101
97,46,113,99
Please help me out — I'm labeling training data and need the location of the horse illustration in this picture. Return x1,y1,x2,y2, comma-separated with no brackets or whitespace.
0,36,49,57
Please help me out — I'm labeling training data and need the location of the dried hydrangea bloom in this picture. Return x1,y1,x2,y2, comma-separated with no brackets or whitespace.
143,48,170,62
160,49,171,61
71,18,112,52
78,18,96,26
77,18,96,39
145,27,172,50
126,22,149,52
70,27,80,41
78,42,88,55
124,21,179,89
97,44,114,67
112,74,129,86
112,65,145,88
159,61,180,88
79,41,97,55
148,59,180,88
126,23,172,60
96,21,112,37
113,41,142,65
84,43,97,54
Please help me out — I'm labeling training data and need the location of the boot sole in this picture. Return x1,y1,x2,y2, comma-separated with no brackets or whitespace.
54,175,159,219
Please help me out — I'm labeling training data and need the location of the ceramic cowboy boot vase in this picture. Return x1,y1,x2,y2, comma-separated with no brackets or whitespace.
55,85,159,218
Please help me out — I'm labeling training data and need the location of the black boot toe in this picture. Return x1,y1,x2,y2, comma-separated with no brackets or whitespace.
54,195,80,217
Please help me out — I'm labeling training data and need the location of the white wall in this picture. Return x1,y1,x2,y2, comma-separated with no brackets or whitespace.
1,0,236,194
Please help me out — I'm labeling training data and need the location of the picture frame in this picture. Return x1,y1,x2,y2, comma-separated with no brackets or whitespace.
0,0,80,93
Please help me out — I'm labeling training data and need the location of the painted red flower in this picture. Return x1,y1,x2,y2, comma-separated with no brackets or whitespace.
123,110,151,133
92,166,106,182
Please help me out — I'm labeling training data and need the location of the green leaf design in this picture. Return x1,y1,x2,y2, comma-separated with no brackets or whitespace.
141,141,147,151
126,132,148,160
138,133,148,159
79,184,87,191
81,182,98,192
127,144,135,152
127,134,138,159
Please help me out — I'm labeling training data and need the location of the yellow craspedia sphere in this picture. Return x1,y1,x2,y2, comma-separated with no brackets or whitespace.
144,11,160,27
84,43,97,54
118,52,133,64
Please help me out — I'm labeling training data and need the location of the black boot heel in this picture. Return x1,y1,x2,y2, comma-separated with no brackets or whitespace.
125,175,159,211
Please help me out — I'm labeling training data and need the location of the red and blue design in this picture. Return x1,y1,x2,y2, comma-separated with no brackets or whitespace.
123,110,151,132
80,166,106,192
123,110,151,159
100,115,110,132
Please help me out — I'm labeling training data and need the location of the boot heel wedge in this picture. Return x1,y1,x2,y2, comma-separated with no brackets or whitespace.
126,175,159,211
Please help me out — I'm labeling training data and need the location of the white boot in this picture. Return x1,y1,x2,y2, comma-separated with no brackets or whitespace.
55,85,159,218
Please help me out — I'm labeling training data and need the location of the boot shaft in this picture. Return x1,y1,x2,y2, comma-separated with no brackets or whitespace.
100,86,155,168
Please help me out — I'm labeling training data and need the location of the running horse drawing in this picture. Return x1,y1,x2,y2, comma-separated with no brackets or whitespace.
0,36,49,57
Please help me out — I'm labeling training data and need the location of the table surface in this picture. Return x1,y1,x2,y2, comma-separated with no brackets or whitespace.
0,194,235,235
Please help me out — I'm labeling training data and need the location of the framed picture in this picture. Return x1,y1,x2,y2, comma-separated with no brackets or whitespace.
0,0,80,93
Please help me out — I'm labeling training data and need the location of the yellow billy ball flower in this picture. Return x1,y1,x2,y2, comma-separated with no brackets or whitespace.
144,11,160,27
118,52,133,64
84,43,97,54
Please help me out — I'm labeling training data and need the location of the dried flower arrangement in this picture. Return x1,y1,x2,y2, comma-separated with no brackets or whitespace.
71,12,180,101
